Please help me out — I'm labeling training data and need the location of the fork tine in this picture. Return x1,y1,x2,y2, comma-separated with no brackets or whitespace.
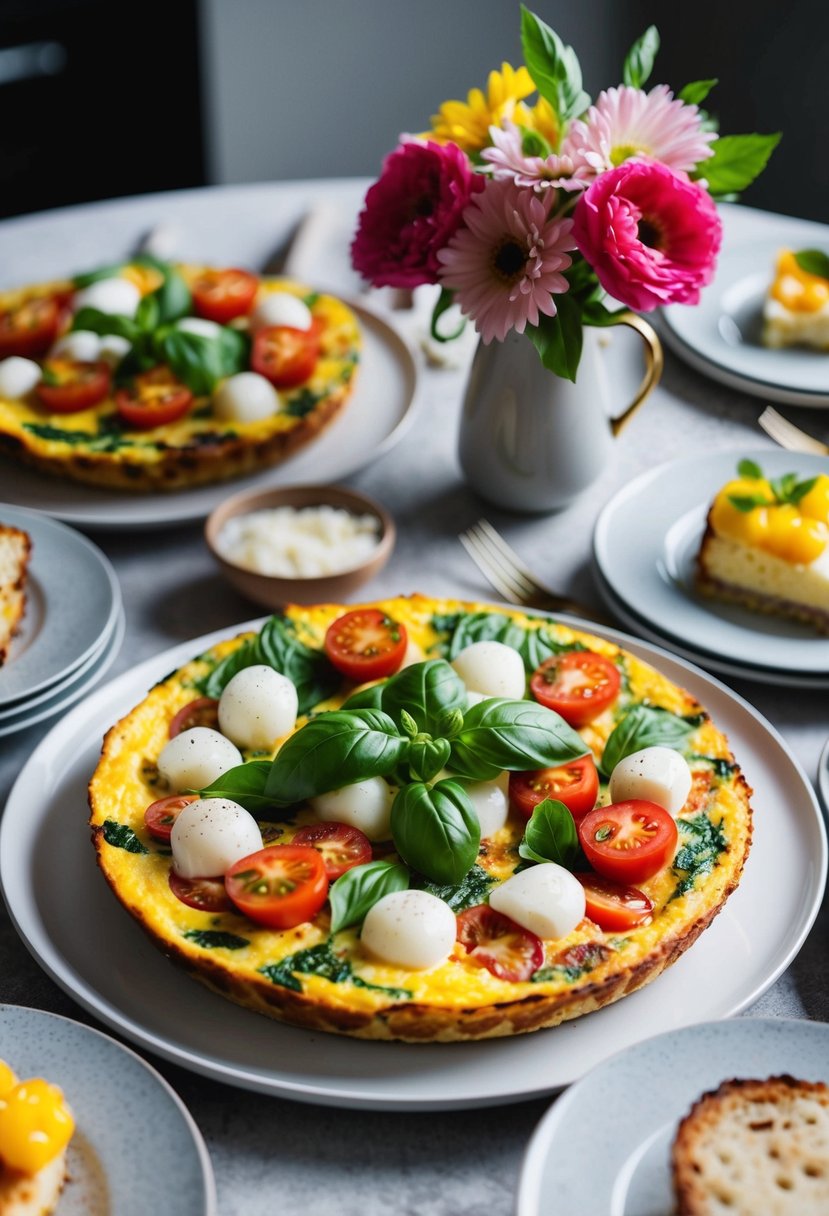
458,533,527,605
474,520,546,594
758,406,829,455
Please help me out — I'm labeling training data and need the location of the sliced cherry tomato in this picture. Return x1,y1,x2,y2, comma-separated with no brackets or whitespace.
456,904,544,982
191,268,259,324
575,872,654,931
251,323,320,388
35,358,111,413
530,651,621,727
291,822,372,880
145,793,200,842
169,869,233,912
115,366,194,429
509,755,599,822
225,845,328,929
578,799,678,885
169,697,220,738
324,609,408,682
0,296,61,359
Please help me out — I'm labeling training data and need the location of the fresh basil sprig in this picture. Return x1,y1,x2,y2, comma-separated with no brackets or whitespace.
600,705,696,777
436,610,583,673
449,698,589,782
196,760,276,814
329,860,409,933
794,249,829,282
391,779,480,885
380,658,466,733
518,798,579,867
157,326,248,396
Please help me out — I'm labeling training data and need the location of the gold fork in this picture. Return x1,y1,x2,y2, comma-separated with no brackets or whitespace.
758,406,829,455
459,519,611,625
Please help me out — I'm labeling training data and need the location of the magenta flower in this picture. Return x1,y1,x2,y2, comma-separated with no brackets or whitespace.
351,139,484,289
571,160,722,311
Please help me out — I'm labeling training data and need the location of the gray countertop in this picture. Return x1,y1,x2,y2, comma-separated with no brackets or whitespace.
0,184,827,1215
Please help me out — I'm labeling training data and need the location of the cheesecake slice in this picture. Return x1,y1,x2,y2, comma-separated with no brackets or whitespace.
0,525,31,667
696,462,829,634
763,248,829,351
0,1061,74,1216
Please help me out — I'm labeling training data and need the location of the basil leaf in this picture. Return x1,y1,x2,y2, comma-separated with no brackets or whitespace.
71,307,139,342
183,929,250,950
391,779,480,885
135,293,160,332
518,798,579,867
329,860,409,933
102,819,148,854
450,698,589,782
520,7,590,126
196,760,277,815
601,705,696,777
73,262,126,288
622,25,659,89
727,493,771,512
381,659,467,734
698,132,781,196
419,863,497,912
408,737,452,783
737,458,763,479
152,266,192,323
198,636,261,700
678,78,718,107
257,615,339,713
526,295,583,383
158,326,249,395
440,610,582,673
342,682,386,711
264,709,407,807
794,249,829,282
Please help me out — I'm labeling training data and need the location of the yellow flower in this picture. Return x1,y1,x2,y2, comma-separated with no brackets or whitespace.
428,63,535,153
515,96,560,150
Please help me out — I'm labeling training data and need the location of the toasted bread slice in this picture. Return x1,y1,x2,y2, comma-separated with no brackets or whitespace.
0,1151,66,1216
0,525,31,667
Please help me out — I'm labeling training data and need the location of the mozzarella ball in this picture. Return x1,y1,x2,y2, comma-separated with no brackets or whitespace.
609,746,693,816
176,317,224,341
250,292,313,333
217,665,298,749
0,357,41,399
73,277,141,317
451,641,526,700
157,726,243,792
170,797,263,878
97,333,132,367
50,329,102,362
465,690,491,708
213,372,280,423
490,863,586,940
459,772,509,838
361,890,457,969
312,776,395,841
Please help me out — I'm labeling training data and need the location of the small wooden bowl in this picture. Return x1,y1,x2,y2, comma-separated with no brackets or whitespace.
204,484,395,610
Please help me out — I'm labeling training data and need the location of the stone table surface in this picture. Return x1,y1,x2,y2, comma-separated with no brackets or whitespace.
0,183,827,1216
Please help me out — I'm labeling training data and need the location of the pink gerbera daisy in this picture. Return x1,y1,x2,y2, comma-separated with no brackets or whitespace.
482,121,590,192
437,179,575,344
561,84,716,180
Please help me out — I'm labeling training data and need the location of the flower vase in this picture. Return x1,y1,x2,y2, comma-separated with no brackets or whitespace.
457,313,663,513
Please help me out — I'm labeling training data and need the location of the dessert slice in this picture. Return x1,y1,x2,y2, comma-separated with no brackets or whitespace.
763,248,829,351
0,1060,74,1216
0,525,31,667
696,460,829,634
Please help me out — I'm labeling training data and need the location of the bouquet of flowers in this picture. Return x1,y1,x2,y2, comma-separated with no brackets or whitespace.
351,8,779,380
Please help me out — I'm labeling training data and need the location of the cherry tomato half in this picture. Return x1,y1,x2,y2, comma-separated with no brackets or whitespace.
530,651,621,727
115,366,194,430
0,296,61,359
169,869,233,913
324,609,408,683
36,359,111,413
456,904,543,982
578,799,678,885
169,697,220,738
251,323,320,388
509,755,599,822
191,268,259,324
291,822,372,880
145,793,200,842
575,872,654,931
225,845,328,929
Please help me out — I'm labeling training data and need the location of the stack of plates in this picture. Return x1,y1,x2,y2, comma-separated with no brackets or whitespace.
592,450,829,688
0,505,124,737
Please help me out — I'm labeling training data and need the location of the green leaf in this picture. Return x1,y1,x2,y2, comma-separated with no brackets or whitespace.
329,859,409,933
450,698,588,782
727,493,771,512
622,25,660,89
151,266,192,323
429,287,466,343
794,249,829,282
135,293,160,333
669,812,728,901
436,610,583,674
601,706,696,777
157,326,249,396
259,940,411,997
391,779,480,885
381,659,467,735
518,797,579,867
264,709,408,807
198,636,261,700
520,125,552,158
73,262,126,288
102,819,148,854
183,929,250,950
698,132,781,196
520,6,590,126
526,294,583,382
678,78,718,106
341,682,386,711
196,760,277,815
737,458,763,479
71,307,139,343
419,863,497,912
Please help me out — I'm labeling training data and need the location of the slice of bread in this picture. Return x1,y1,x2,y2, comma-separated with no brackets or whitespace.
0,525,31,667
672,1075,829,1215
0,1150,67,1215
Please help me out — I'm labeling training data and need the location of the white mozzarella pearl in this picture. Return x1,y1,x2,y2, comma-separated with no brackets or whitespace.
73,278,141,317
361,890,457,969
50,330,102,362
97,334,132,367
176,317,224,340
213,372,280,422
451,641,526,700
0,357,41,399
250,292,313,332
609,746,693,816
490,863,586,940
170,797,263,878
459,772,509,838
312,776,395,841
157,727,243,792
217,665,298,749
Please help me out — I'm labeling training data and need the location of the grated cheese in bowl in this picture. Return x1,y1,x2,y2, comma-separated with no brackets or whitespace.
215,505,382,578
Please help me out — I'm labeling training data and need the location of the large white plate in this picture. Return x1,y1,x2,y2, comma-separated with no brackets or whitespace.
0,1003,216,1216
593,449,829,679
0,505,121,704
1,614,825,1111
661,227,829,407
517,1017,829,1216
0,300,418,531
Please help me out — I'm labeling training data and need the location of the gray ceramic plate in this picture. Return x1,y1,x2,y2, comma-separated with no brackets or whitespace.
0,1004,216,1216
818,736,829,818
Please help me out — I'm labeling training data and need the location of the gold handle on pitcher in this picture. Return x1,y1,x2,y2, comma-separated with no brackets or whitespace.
606,312,664,437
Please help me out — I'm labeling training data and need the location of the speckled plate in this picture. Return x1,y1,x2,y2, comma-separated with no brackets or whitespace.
517,1017,829,1216
0,1004,216,1215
